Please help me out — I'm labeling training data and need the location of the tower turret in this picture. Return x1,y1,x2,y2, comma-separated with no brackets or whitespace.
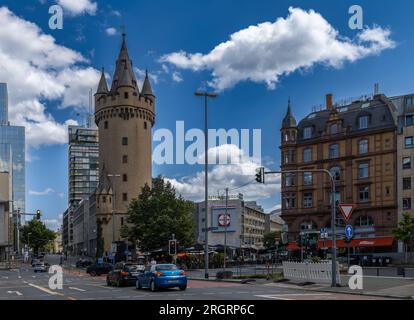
281,98,297,145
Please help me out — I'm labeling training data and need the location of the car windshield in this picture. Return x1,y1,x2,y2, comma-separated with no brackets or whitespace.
125,265,141,272
155,264,177,271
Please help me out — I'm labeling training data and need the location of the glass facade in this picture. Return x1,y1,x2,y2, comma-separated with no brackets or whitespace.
0,83,25,215
68,125,99,207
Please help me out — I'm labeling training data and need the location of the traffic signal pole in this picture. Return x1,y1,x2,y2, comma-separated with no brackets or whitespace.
257,168,338,287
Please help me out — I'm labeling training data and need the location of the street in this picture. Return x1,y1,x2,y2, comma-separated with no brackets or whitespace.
0,256,396,301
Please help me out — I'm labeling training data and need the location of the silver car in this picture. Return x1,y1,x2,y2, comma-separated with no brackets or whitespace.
34,262,50,273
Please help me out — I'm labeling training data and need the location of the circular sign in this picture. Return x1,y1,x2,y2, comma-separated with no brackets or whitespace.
218,214,231,227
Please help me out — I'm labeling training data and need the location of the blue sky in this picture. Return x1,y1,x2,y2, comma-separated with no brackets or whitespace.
0,0,413,229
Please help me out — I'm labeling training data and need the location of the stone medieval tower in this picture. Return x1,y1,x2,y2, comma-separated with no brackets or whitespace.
94,32,155,254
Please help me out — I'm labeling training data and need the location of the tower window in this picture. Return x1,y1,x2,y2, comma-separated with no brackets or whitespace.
124,92,129,99
102,196,106,203
104,121,108,129
123,174,128,182
144,121,147,129
122,193,128,201
122,137,128,146
121,217,124,226
122,155,128,164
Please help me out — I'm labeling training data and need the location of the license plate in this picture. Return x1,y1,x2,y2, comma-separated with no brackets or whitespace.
168,280,177,283
131,273,139,276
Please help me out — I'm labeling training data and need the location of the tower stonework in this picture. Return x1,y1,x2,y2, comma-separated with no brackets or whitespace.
94,33,155,254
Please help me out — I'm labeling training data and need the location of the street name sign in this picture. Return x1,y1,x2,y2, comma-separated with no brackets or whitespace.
339,204,355,222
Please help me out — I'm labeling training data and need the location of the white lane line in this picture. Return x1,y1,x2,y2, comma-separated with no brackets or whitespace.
255,294,293,300
32,276,36,278
2,276,8,279
27,283,62,296
7,291,23,296
69,287,86,292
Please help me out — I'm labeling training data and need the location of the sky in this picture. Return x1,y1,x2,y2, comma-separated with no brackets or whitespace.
0,0,412,230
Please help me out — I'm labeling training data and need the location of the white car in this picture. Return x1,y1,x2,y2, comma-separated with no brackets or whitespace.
34,262,50,273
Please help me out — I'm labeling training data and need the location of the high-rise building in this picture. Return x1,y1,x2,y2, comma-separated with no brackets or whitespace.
94,32,155,254
0,83,25,215
280,93,398,254
68,123,99,208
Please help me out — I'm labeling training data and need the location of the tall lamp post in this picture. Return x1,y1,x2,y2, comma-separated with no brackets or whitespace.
195,91,218,279
107,174,121,259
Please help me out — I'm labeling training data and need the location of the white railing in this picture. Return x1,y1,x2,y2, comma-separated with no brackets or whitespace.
282,261,341,285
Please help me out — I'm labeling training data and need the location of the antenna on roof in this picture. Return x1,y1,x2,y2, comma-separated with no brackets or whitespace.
374,83,380,95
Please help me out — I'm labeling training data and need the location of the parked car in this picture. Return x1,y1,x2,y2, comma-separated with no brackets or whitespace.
106,263,144,287
136,264,187,291
34,262,50,273
31,258,40,267
86,263,113,276
75,258,93,268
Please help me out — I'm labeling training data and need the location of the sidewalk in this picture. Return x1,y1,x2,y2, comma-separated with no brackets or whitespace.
265,275,414,300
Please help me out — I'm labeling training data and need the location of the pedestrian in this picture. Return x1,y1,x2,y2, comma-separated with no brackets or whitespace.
59,254,63,266
150,257,156,266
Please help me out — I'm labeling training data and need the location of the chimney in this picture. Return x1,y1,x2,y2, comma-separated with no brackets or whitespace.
326,93,333,110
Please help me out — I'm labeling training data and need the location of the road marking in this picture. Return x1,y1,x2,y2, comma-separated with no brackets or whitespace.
255,294,293,300
2,276,8,279
7,291,23,296
32,276,36,278
69,287,86,292
255,293,332,300
27,283,63,296
67,297,77,300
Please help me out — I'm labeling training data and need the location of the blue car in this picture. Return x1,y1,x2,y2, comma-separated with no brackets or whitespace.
136,264,187,291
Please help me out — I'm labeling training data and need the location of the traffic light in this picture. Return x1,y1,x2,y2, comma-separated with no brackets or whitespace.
36,209,41,220
255,167,265,184
169,239,177,255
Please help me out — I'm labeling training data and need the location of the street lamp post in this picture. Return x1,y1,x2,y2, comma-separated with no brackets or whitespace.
195,91,218,279
107,174,121,260
262,168,338,287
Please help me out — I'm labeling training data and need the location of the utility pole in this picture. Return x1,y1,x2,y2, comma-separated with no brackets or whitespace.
223,187,228,271
195,91,218,279
257,168,338,287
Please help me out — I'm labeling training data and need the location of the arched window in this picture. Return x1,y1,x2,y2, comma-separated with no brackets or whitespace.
329,166,341,181
330,123,338,135
329,144,340,159
355,215,374,227
359,139,368,154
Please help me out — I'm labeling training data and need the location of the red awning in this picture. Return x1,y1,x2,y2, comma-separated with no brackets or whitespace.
287,242,300,251
318,237,394,249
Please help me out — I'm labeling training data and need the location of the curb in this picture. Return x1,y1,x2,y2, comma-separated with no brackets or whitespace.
188,277,244,283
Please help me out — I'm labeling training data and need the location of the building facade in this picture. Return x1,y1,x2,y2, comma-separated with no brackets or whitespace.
68,123,99,208
0,172,11,261
280,93,398,253
72,194,97,257
0,83,25,215
94,32,155,254
390,94,414,253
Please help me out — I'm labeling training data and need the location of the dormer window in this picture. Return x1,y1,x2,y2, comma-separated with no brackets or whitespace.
359,115,370,129
330,124,338,135
303,126,312,139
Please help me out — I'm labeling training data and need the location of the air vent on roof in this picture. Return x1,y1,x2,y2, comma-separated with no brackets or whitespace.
361,103,370,109
308,114,316,119
339,107,348,113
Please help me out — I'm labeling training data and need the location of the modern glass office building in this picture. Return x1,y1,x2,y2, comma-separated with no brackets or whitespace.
0,83,25,215
68,122,99,207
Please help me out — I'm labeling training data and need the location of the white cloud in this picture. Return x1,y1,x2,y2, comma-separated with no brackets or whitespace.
105,27,117,36
160,7,395,91
57,0,97,16
134,68,160,89
0,7,100,147
29,188,56,196
44,218,61,231
166,144,280,202
172,71,183,83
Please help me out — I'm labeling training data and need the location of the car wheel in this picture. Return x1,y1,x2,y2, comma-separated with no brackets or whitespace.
150,281,157,292
179,285,187,291
90,271,97,277
136,280,142,290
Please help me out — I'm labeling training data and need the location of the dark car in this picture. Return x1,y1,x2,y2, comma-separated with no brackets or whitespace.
76,259,93,268
86,263,113,276
106,263,144,287
136,264,187,291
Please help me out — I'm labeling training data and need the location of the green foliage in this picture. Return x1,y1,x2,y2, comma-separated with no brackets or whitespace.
20,219,56,255
124,176,196,252
394,212,414,245
263,231,279,248
311,256,321,263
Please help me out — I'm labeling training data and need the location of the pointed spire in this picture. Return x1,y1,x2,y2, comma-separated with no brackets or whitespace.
110,30,138,92
141,70,154,97
96,68,108,94
282,97,297,128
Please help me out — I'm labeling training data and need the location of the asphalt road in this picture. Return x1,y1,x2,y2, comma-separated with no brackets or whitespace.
0,263,393,300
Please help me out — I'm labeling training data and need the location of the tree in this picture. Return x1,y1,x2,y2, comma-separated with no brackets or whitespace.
20,219,56,255
394,212,414,264
263,231,278,249
123,176,196,252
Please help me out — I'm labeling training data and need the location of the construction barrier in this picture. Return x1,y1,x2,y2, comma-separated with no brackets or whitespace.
282,261,341,285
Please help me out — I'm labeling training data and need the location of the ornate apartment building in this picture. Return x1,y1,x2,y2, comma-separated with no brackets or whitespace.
94,32,155,253
280,94,398,252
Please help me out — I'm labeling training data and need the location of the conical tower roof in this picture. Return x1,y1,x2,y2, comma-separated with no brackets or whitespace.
110,32,138,92
141,70,154,97
96,68,108,94
282,98,297,128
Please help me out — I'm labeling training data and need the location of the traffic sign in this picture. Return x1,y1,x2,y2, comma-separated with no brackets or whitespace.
338,204,355,221
345,225,354,239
